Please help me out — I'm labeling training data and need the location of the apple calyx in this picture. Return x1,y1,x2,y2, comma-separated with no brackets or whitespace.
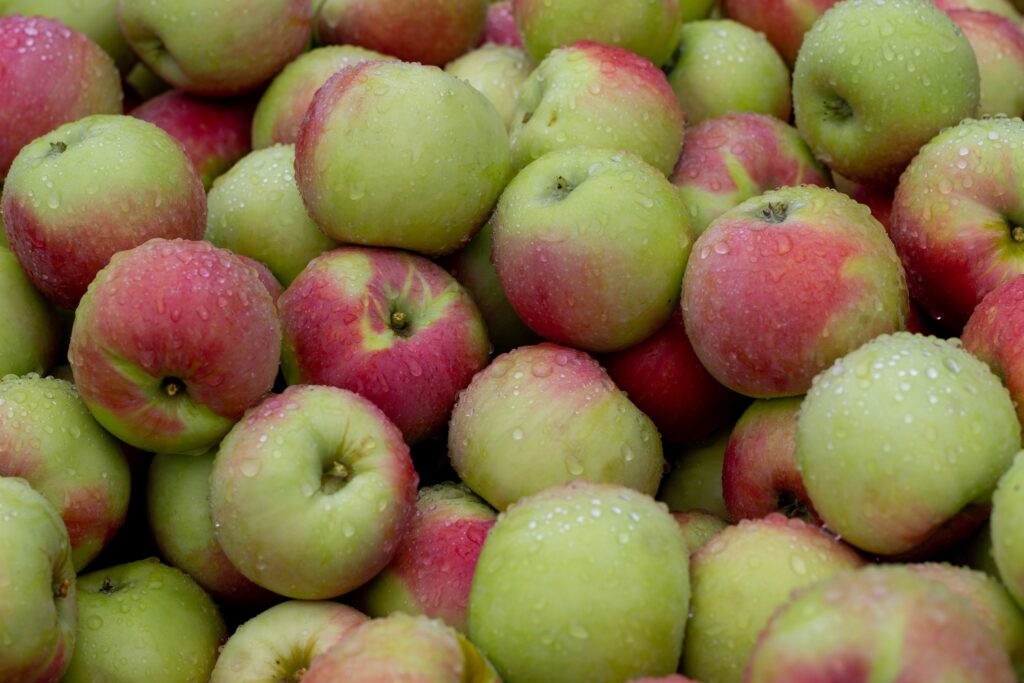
98,577,121,594
48,141,67,157
824,95,853,122
758,201,789,224
553,175,574,200
321,460,351,495
54,577,72,599
161,377,187,398
777,491,814,523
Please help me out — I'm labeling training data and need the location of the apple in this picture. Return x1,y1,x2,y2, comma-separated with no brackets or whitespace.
279,246,490,443
723,397,816,522
1,0,135,72
670,112,831,236
602,311,745,445
511,0,682,67
668,20,791,126
684,514,864,683
679,0,716,22
63,558,226,683
0,375,130,571
628,678,700,683
449,343,665,510
468,482,690,683
797,332,1021,557
992,452,1024,609
947,10,1024,117
682,185,909,398
0,246,58,377
509,42,684,176
1,114,206,309
722,0,837,64
205,145,338,286
443,221,539,353
251,45,392,149
131,90,255,190
792,0,980,186
295,61,509,256
211,601,367,682
957,522,1002,578
492,148,691,352
963,276,1024,427
0,476,76,683
483,1,521,46
68,238,282,455
147,451,276,604
673,510,727,555
745,566,1016,681
209,385,419,599
124,61,170,106
890,117,1024,331
315,0,488,66
117,0,313,96
0,15,122,179
353,482,496,632
446,44,533,130
304,613,501,682
658,431,731,521
936,0,1021,19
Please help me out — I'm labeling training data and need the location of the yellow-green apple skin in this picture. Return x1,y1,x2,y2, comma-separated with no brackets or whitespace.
673,510,727,554
0,476,76,683
659,431,731,520
295,61,509,256
449,343,665,511
993,452,1024,609
210,601,368,683
117,0,313,96
446,44,533,131
510,42,684,176
492,148,692,352
669,20,791,126
468,482,690,683
683,513,864,683
0,246,58,376
512,0,682,67
0,375,130,570
797,333,1021,556
205,145,338,286
2,0,136,72
746,566,1017,682
63,558,226,683
792,0,980,187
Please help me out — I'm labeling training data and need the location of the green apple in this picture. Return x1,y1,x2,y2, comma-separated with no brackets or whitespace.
993,452,1024,609
2,0,135,72
0,476,76,683
673,510,727,554
658,431,731,521
205,145,338,286
468,482,690,683
669,20,791,126
792,0,980,186
446,44,533,131
0,246,58,376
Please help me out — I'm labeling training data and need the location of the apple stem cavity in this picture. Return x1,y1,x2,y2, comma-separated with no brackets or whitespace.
824,95,853,122
390,310,411,336
161,377,186,398
1012,224,1024,243
321,460,351,495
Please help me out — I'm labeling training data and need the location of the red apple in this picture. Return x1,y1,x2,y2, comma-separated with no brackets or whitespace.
482,1,521,46
963,275,1024,427
947,9,1024,118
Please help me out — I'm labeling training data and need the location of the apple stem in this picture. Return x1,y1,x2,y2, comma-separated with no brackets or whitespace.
1013,225,1024,243
391,311,408,332
291,668,307,682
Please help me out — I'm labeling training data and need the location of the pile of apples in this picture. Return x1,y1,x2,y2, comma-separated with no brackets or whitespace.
6,0,1024,680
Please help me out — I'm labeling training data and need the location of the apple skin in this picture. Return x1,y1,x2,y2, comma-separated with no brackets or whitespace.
658,431,731,521
992,452,1024,610
510,41,684,176
295,61,509,256
722,0,837,64
1,115,206,309
493,148,692,353
68,238,282,455
723,397,817,522
668,20,791,126
147,451,276,605
0,15,122,179
63,558,226,683
936,0,1021,19
210,601,368,683
449,343,665,511
1,0,135,72
305,613,501,683
683,514,864,683
469,482,690,683
512,0,682,67
483,1,521,46
353,482,496,632
745,566,1016,682
628,678,699,683
205,145,338,286
446,44,533,131
797,332,1021,557
315,0,488,66
682,185,909,398
209,385,419,599
890,117,1024,331
673,510,727,555
948,10,1024,117
792,0,980,187
279,246,490,444
0,476,76,683
251,45,392,149
0,246,59,377
117,0,313,96
130,90,255,190
0,375,130,571
602,311,745,445
963,276,1024,427
670,112,831,236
